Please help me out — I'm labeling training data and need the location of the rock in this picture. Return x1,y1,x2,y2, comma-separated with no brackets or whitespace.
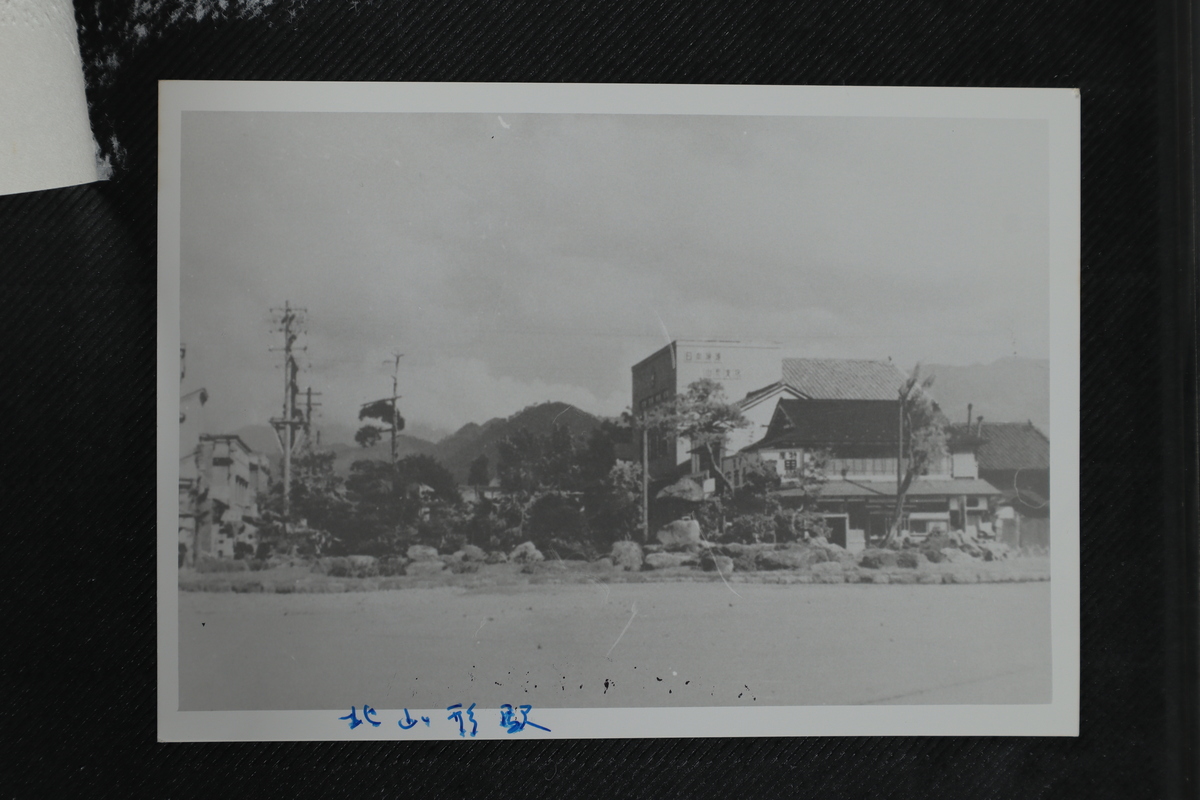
610,541,644,572
919,546,947,563
509,541,545,564
407,545,441,562
755,549,813,571
656,518,702,550
700,553,735,574
978,542,1010,562
459,544,489,562
858,548,899,570
485,550,509,564
405,560,447,576
940,547,978,564
644,552,698,570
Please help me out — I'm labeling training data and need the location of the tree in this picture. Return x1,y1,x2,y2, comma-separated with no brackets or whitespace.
467,454,490,488
394,454,461,505
670,379,751,491
883,365,948,546
582,461,643,545
624,379,749,542
355,425,384,448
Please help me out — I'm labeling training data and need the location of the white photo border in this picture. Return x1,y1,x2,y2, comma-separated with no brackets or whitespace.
158,81,1080,741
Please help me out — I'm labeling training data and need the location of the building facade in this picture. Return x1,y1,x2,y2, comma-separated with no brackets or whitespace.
734,398,1000,551
951,420,1050,550
179,434,271,564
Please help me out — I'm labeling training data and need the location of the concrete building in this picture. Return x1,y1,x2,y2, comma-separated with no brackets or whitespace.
179,434,271,564
631,340,782,477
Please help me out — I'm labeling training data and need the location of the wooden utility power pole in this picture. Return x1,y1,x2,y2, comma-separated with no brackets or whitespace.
642,426,650,544
387,352,402,467
269,301,307,539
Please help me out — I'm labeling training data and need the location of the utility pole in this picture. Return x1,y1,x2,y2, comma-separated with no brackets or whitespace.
642,425,650,544
388,352,402,467
303,386,323,441
269,301,307,540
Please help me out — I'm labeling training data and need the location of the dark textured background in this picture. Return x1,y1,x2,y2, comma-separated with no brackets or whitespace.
1,0,1195,796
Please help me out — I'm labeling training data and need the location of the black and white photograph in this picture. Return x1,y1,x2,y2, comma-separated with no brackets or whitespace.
158,83,1079,740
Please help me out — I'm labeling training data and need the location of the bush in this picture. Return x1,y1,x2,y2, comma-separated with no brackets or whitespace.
196,557,249,573
377,556,407,577
527,494,589,551
233,542,255,560
728,513,776,544
896,550,921,569
858,549,899,570
248,558,270,572
255,542,272,560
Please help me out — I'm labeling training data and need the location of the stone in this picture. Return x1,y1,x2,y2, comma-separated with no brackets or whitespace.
755,549,813,571
407,544,441,562
656,518,703,550
644,552,698,570
509,541,545,564
940,548,978,564
700,553,735,574
405,560,447,577
610,541,644,572
978,542,1011,562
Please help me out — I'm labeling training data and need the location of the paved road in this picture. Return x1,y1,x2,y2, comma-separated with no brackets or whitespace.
178,580,1051,710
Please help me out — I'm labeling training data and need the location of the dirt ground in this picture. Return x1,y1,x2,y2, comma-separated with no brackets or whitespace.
178,579,1051,711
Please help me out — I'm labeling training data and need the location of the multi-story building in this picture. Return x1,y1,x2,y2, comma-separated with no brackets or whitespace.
733,397,1000,551
631,340,782,477
179,434,271,564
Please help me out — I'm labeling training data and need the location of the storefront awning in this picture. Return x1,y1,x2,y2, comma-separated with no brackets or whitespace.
777,477,1002,500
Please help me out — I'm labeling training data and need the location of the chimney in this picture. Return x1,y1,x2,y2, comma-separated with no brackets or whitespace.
966,403,973,427
975,415,984,437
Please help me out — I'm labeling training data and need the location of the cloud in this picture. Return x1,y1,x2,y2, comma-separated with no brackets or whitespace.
179,111,1050,439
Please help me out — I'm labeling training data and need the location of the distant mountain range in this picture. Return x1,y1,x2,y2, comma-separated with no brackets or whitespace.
234,401,603,483
923,357,1050,434
429,401,602,482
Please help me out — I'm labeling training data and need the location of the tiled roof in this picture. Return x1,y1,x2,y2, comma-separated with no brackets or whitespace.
752,399,900,449
949,421,1050,471
781,358,906,401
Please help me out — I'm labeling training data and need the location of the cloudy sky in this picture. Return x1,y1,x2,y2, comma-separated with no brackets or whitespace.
179,110,1049,441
